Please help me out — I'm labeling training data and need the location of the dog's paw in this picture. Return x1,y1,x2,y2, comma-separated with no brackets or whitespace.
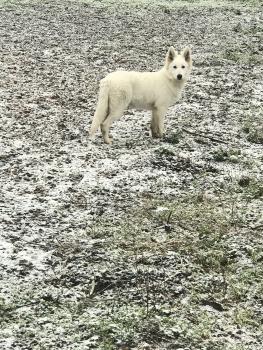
104,137,113,145
151,131,164,139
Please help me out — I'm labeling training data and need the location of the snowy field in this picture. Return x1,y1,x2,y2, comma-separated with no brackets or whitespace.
0,0,262,349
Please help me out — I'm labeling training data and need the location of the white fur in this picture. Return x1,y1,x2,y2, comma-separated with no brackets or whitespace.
89,46,192,144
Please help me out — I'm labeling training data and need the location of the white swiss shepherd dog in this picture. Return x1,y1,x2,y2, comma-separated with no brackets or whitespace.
89,46,192,144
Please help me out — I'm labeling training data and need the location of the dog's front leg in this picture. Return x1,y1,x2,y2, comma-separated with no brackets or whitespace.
151,107,167,138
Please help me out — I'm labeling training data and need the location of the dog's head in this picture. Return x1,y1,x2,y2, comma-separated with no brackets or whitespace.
165,46,192,82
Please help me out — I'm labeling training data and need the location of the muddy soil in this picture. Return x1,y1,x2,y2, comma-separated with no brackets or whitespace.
0,0,262,349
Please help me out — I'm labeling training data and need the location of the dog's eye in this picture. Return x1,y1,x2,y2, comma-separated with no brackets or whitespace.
173,65,177,69
182,65,185,68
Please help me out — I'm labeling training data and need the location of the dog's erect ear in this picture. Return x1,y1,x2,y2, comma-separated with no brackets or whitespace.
167,46,178,62
181,47,192,63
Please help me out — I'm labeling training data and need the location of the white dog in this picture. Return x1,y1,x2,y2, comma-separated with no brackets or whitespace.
89,46,192,144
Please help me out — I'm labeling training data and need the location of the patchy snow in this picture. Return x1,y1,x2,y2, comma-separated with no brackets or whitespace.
0,0,262,349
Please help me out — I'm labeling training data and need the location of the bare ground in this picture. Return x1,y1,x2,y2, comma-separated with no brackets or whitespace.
0,0,263,349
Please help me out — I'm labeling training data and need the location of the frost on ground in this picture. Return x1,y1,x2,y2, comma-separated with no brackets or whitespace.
0,0,262,349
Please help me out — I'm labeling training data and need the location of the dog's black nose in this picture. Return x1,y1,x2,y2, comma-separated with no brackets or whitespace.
177,74,182,80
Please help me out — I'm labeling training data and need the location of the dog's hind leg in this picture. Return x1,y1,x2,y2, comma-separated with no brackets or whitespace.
101,106,125,144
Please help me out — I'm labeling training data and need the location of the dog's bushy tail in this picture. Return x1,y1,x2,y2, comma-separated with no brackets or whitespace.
89,80,109,137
